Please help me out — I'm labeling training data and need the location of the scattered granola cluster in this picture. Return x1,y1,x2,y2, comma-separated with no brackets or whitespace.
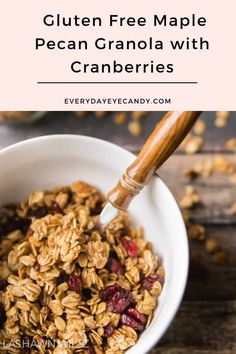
0,182,164,353
184,155,236,185
179,186,201,210
75,111,233,142
0,112,36,123
181,133,204,155
1,111,233,141
183,209,229,266
180,112,234,155
184,154,236,222
75,111,147,137
0,112,47,125
215,111,230,128
180,179,232,266
176,113,235,267
180,181,230,265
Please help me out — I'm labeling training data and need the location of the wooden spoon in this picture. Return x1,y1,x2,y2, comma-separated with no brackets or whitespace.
100,111,201,227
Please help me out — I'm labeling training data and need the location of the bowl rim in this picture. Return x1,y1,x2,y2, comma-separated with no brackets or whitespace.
0,134,189,353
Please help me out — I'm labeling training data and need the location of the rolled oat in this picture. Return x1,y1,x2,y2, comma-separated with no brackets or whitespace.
0,181,163,353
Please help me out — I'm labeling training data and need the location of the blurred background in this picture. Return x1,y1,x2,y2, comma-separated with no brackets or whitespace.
0,111,236,353
0,111,235,151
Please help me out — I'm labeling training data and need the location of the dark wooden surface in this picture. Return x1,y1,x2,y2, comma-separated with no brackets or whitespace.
0,112,236,152
0,112,236,353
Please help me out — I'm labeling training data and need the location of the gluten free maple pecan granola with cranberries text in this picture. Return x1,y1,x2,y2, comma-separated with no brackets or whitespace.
0,181,164,353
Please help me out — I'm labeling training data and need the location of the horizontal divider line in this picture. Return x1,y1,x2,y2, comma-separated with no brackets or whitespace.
37,81,198,84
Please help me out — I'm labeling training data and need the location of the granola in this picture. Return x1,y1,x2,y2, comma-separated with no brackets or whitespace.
179,186,201,209
128,121,142,137
0,182,164,353
181,133,204,155
193,119,206,135
215,111,230,128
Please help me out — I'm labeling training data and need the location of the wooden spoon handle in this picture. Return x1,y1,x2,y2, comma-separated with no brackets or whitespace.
107,111,201,210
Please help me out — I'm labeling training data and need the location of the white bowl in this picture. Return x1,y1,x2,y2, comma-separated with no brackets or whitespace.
0,135,188,354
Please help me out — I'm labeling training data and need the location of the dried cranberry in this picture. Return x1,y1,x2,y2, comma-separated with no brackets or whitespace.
121,238,139,258
12,269,18,276
126,308,147,325
107,288,132,313
50,202,63,215
143,274,160,290
56,272,69,285
82,288,92,300
106,258,124,275
0,305,6,328
20,218,32,234
100,285,123,301
104,323,115,338
0,279,8,290
109,250,118,258
121,314,144,332
68,274,82,293
3,217,31,234
28,207,48,219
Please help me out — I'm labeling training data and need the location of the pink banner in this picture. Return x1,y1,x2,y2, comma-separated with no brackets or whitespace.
0,0,235,110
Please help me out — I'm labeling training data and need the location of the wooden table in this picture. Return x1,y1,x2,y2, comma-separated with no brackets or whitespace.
0,112,235,353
